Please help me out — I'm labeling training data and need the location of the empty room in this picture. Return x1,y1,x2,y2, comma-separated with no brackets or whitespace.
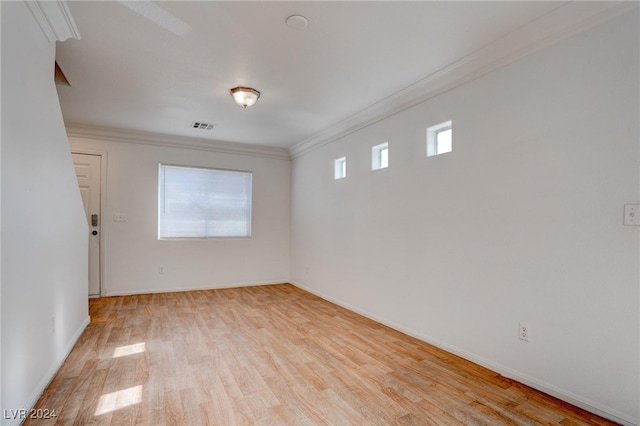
1,1,638,425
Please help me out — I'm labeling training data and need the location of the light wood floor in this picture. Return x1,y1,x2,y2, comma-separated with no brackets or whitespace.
29,284,616,425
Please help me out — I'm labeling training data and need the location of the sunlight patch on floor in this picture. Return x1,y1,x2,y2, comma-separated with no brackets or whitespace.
95,385,143,416
113,342,146,358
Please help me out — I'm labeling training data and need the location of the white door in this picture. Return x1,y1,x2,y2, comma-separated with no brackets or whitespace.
72,153,102,296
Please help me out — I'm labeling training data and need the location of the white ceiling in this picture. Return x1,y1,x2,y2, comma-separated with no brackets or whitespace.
55,1,625,151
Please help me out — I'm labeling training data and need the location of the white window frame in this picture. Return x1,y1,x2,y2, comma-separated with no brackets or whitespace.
334,157,347,179
427,120,452,157
158,164,252,239
372,142,389,171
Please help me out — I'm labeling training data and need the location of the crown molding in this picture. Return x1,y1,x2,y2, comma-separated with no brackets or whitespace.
25,0,80,43
289,1,638,159
65,124,291,161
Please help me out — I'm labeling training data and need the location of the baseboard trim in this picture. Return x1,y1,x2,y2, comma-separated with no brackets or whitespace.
103,280,289,297
13,315,91,426
290,281,638,426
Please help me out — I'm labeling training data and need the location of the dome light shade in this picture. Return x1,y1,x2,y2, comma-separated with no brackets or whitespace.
230,87,260,109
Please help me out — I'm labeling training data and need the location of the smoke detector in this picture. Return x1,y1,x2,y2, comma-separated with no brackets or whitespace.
286,15,308,30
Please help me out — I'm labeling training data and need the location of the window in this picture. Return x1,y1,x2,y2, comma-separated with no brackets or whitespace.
158,164,252,239
427,120,452,157
372,142,389,170
334,157,346,179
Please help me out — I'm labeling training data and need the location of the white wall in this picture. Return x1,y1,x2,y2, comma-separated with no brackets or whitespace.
68,135,290,296
0,2,3,413
0,2,3,414
1,1,89,422
291,11,639,425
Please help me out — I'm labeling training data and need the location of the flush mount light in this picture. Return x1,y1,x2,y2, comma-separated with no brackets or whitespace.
230,87,260,109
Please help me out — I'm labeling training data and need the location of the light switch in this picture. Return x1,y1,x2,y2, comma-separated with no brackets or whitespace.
623,204,640,226
113,213,128,222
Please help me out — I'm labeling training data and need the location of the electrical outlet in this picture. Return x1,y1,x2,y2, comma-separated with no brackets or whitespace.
113,213,128,222
519,322,530,341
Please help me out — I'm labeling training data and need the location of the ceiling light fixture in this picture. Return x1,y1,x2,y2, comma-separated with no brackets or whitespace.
230,87,260,109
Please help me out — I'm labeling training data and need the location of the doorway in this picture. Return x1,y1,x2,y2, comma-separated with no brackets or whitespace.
72,152,102,296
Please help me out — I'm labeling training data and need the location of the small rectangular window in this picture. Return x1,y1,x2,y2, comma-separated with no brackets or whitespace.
372,142,389,170
427,120,453,157
334,157,346,179
158,164,252,239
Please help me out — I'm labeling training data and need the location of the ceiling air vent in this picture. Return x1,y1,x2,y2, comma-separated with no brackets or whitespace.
191,121,214,130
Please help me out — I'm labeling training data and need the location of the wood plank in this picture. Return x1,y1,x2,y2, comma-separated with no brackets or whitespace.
25,284,619,425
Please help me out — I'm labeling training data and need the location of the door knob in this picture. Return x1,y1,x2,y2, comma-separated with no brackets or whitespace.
92,230,98,236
